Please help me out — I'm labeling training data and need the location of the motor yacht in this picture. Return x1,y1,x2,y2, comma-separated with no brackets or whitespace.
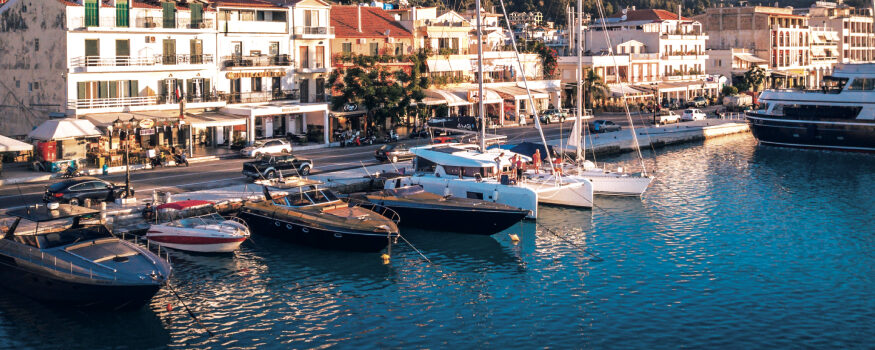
359,184,528,235
146,200,250,253
0,204,171,309
236,182,399,252
746,63,875,152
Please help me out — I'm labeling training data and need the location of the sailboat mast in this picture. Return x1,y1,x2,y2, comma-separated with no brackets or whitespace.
576,0,583,162
476,0,486,152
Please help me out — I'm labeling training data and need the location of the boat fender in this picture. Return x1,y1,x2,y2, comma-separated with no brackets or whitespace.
381,253,390,264
509,234,520,243
493,188,499,202
443,186,450,197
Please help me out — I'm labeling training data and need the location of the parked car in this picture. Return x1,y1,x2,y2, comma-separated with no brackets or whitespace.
43,177,132,206
239,139,292,158
681,108,707,121
588,120,622,133
375,144,414,163
242,154,313,180
656,110,681,125
539,109,567,123
688,96,708,108
408,128,430,139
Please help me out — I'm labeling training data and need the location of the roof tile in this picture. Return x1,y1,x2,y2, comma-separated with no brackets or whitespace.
331,5,412,38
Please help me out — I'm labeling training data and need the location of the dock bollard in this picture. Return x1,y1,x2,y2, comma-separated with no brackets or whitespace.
100,202,106,221
152,190,158,204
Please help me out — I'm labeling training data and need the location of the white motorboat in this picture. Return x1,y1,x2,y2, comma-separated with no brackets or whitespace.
146,200,250,253
560,159,652,197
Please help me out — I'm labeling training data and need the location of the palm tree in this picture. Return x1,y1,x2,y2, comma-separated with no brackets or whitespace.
583,69,609,110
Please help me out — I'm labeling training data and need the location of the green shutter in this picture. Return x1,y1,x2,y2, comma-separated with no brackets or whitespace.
162,2,176,29
186,79,194,100
115,39,130,57
129,80,139,97
85,39,99,57
109,81,118,98
190,3,203,27
203,79,210,100
116,0,129,27
77,82,87,100
99,81,109,99
85,0,98,27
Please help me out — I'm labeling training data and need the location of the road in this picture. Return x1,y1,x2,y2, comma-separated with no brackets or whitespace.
0,107,717,209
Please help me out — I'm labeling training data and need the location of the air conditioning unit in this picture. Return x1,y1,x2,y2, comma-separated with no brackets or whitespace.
146,36,156,43
388,37,395,43
357,38,365,44
144,21,158,28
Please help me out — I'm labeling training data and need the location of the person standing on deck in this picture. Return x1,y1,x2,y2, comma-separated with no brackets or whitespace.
532,149,541,174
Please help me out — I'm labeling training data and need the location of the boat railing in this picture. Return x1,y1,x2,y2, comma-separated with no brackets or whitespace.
227,216,251,231
13,246,111,281
346,198,401,225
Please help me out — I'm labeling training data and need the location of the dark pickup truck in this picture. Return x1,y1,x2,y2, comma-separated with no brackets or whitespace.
242,154,314,180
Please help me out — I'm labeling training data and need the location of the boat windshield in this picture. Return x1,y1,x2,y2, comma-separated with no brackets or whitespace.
169,213,226,227
821,76,848,93
281,189,340,207
10,217,113,249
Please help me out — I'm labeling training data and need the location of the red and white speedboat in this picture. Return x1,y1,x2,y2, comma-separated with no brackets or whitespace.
146,200,250,253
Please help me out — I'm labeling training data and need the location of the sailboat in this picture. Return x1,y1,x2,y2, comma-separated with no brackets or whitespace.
392,0,594,214
554,0,653,197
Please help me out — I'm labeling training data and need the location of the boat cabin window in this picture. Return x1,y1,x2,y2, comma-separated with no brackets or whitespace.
26,226,112,249
846,77,875,91
414,157,437,173
821,76,848,93
443,165,493,178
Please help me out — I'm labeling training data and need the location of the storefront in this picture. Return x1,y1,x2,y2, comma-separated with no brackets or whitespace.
27,118,103,172
492,86,551,124
221,101,330,145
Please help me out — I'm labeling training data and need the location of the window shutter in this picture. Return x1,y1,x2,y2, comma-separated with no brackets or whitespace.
85,0,99,27
186,79,194,100
158,80,167,101
116,0,129,27
109,81,118,98
129,80,139,97
203,79,211,99
162,1,176,29
99,81,109,99
77,82,87,100
190,3,203,27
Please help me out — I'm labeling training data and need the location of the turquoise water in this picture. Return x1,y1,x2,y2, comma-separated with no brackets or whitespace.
1,133,873,349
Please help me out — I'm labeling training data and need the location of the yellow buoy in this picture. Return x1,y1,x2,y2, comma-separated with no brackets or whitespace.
381,253,391,264
509,234,520,243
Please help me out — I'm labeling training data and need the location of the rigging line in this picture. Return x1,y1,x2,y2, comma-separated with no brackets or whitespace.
166,281,215,337
495,0,558,177
591,0,648,176
536,222,603,262
398,233,433,264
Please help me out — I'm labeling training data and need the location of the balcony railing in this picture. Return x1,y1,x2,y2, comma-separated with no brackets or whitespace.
222,90,299,104
223,55,293,68
68,96,157,109
135,17,214,29
294,26,335,35
71,54,214,68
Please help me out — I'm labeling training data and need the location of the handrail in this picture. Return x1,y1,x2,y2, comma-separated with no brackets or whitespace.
345,198,401,225
71,54,214,68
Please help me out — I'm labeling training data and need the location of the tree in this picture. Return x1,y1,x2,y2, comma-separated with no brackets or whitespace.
722,85,739,96
739,66,766,92
583,69,608,109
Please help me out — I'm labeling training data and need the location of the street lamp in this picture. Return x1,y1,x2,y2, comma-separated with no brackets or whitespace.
124,117,134,199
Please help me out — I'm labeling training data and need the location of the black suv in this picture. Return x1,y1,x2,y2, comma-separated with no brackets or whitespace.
242,154,314,180
43,177,132,206
375,144,414,163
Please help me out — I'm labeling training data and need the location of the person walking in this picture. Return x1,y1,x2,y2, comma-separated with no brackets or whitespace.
515,154,524,181
494,152,505,179
532,149,541,174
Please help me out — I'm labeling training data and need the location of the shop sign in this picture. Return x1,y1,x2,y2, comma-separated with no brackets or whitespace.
343,103,358,112
225,71,286,79
467,90,480,103
139,128,155,135
138,119,155,129
282,106,300,113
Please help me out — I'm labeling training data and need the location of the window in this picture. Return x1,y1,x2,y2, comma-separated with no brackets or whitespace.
190,39,203,64
85,39,99,66
370,42,379,56
269,42,279,56
315,46,324,68
190,2,203,28
252,77,262,92
162,39,176,64
240,10,255,21
299,46,309,68
85,0,98,27
116,0,129,27
115,39,129,66
34,39,39,52
847,78,875,90
162,1,176,29
300,79,309,103
304,10,318,27
186,78,210,101
342,42,352,53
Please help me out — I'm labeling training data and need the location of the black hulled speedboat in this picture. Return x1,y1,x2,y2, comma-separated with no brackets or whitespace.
0,204,171,309
236,183,399,252
360,185,528,235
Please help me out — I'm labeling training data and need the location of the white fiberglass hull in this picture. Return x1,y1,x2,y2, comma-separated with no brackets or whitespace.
386,175,539,219
570,171,652,197
147,224,249,253
520,175,593,208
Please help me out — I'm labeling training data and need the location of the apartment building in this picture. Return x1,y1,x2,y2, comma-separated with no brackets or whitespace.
331,5,414,59
706,48,769,86
698,6,814,88
807,2,875,63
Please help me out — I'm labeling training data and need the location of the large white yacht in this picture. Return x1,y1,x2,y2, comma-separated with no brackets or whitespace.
746,63,875,152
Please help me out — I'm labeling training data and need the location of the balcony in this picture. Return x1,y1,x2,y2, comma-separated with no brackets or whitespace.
222,90,299,104
68,96,157,109
134,17,215,30
293,26,335,38
70,55,213,72
223,55,293,68
221,20,288,34
661,52,708,60
68,94,224,111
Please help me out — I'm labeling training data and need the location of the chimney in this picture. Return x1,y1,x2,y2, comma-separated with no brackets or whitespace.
357,6,362,33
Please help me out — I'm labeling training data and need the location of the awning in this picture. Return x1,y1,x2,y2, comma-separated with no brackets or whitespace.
427,59,473,73
446,88,503,104
186,112,246,127
27,119,102,141
423,89,472,107
609,84,653,98
491,86,549,100
0,135,33,152
735,53,768,63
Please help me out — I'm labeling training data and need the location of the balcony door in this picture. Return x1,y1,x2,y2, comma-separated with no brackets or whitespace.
299,46,309,69
115,39,130,66
85,39,99,66
300,79,309,103
315,46,324,69
163,39,176,65
190,39,203,64
230,78,241,103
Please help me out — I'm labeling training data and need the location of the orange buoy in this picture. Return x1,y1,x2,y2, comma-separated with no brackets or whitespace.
166,303,173,312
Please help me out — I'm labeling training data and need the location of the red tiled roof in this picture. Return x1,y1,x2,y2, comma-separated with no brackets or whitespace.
331,5,412,38
610,9,691,22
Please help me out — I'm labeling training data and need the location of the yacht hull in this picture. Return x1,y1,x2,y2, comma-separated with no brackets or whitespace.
388,176,539,219
746,113,875,153
0,260,162,310
522,180,593,208
146,226,248,253
572,173,652,197
371,200,527,235
236,211,392,252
